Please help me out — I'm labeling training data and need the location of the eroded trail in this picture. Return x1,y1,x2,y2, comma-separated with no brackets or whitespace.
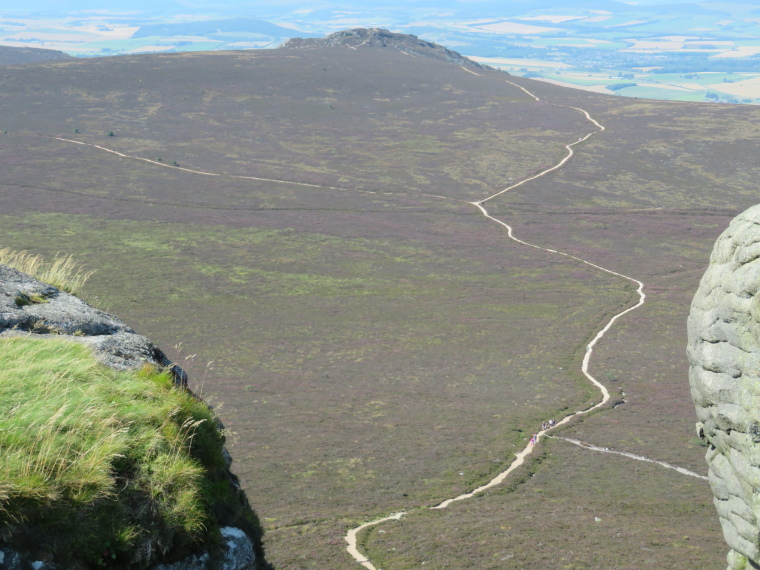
343,81,671,570
553,437,708,481
50,136,346,191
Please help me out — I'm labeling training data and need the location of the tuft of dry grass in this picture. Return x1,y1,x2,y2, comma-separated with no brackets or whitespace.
0,248,94,295
0,335,227,566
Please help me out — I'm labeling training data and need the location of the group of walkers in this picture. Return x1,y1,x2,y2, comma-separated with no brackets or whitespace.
541,419,556,431
529,419,557,446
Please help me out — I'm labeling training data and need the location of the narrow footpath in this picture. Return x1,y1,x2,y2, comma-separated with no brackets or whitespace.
343,79,663,570
50,136,346,191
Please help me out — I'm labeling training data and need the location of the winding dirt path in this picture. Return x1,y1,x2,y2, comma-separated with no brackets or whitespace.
50,136,347,191
460,66,483,77
342,80,665,570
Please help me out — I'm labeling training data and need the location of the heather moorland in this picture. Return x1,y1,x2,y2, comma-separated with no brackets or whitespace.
1,43,757,567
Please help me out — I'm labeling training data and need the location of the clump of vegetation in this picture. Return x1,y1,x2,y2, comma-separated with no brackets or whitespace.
0,336,233,567
13,292,50,306
0,248,94,295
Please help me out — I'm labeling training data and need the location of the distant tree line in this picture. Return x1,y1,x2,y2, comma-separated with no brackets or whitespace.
649,54,760,74
607,83,637,91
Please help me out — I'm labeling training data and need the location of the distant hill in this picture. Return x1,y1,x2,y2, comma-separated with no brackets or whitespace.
0,46,72,66
283,28,488,70
132,17,319,42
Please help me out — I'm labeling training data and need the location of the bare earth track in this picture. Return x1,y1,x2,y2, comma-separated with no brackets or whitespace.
342,80,698,570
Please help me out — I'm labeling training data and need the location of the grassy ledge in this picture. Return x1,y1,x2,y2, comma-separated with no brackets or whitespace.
0,248,93,295
0,335,240,568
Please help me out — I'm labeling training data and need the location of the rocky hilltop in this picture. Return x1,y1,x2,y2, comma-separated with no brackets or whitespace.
688,204,760,570
283,27,488,70
0,265,266,570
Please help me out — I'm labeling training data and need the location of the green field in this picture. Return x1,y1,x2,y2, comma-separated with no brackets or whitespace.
470,59,760,104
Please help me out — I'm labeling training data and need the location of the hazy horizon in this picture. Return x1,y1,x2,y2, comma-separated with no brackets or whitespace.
3,0,747,16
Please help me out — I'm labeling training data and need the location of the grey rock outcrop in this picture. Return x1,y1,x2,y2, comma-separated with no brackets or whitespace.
152,528,255,570
0,265,263,570
0,549,25,570
688,204,760,570
0,265,187,385
283,27,489,71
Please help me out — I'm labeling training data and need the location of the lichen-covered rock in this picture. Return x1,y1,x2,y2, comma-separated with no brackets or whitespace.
688,204,760,570
0,549,24,570
0,265,187,385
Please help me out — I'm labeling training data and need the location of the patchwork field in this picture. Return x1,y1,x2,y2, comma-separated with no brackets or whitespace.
0,46,754,567
473,57,760,104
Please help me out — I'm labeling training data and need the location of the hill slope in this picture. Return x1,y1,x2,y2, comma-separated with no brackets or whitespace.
0,43,754,568
0,45,72,66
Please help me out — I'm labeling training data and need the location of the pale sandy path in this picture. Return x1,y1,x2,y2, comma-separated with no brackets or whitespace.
343,80,660,570
480,82,604,205
553,436,708,481
51,136,346,191
506,79,541,102
345,512,406,567
460,66,483,77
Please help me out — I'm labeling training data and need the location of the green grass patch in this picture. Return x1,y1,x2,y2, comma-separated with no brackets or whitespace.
616,86,708,102
0,336,232,567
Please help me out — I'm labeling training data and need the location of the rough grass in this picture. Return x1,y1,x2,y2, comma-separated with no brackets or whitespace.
0,335,229,567
0,248,93,295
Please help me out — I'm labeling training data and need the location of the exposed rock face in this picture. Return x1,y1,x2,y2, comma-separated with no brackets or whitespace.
283,27,488,70
0,264,188,385
0,265,264,570
688,204,760,570
152,528,256,570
